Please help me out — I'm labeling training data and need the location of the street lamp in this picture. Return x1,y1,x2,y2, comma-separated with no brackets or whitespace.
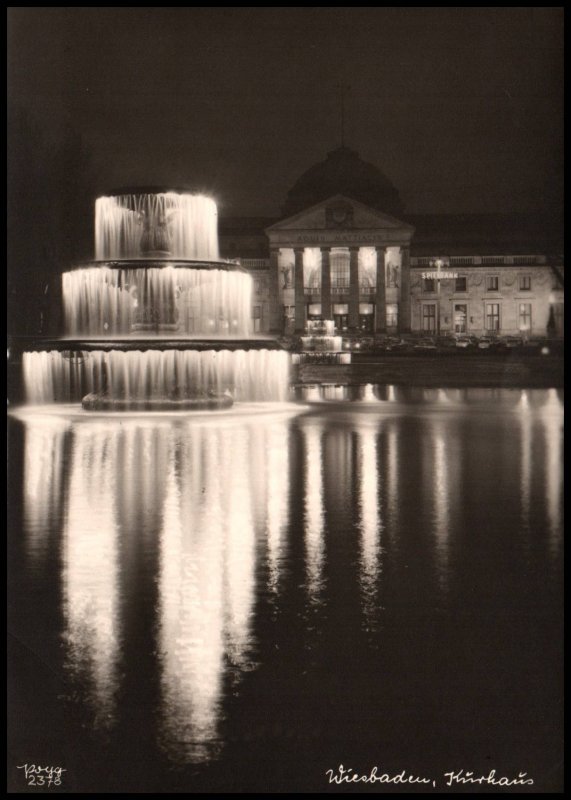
428,257,450,336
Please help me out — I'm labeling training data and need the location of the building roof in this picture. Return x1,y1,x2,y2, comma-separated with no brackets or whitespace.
219,210,563,259
282,146,404,218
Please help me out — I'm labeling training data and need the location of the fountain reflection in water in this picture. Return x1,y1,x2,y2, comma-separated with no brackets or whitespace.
13,389,564,770
356,425,382,626
63,424,121,730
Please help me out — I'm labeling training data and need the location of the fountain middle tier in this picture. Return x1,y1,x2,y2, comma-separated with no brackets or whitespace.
23,348,291,405
63,264,252,337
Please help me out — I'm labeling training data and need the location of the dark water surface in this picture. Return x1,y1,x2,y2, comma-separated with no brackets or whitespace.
7,388,563,792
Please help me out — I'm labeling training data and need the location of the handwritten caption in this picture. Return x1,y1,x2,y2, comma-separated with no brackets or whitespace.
16,764,66,788
326,765,534,789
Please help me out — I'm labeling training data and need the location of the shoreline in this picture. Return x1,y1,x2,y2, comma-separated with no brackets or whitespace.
295,353,564,389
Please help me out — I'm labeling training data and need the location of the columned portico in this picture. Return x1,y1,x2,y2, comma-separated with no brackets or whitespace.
265,194,415,336
269,247,281,333
375,246,387,332
320,247,331,320
348,246,359,330
294,247,305,332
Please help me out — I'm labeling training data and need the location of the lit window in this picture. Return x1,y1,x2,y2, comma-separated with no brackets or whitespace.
518,303,532,332
519,275,531,291
386,303,398,327
486,303,500,331
455,277,467,292
487,276,499,291
330,249,350,288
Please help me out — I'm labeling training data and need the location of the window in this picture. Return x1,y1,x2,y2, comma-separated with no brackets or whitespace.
254,279,261,294
518,303,532,332
359,315,374,333
454,304,467,334
330,249,350,288
423,278,435,292
359,302,374,333
455,277,467,292
487,276,499,291
386,303,398,328
519,275,531,291
422,304,436,332
486,303,500,331
252,305,261,332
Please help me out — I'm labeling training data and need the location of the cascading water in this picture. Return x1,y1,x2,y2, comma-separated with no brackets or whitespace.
22,189,290,407
95,193,219,261
23,350,291,405
62,266,252,337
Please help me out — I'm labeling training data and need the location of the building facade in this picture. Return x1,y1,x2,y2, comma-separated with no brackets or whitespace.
218,147,564,338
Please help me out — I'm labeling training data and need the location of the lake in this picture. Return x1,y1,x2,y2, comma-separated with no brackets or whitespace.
7,388,563,792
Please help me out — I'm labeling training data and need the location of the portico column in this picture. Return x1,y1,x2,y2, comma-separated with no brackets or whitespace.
320,247,331,320
349,246,360,331
268,247,281,333
294,247,306,332
375,246,387,333
399,246,411,333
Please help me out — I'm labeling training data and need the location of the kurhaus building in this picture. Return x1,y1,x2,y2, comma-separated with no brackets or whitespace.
219,146,564,338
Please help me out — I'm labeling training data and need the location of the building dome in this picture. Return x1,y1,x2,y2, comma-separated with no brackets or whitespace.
282,145,404,218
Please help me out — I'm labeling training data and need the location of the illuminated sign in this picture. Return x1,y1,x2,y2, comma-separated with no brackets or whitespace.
422,271,459,279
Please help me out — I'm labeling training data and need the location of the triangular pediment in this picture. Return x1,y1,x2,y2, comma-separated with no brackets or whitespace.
266,194,414,233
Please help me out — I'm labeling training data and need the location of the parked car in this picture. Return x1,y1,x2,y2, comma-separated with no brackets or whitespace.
379,336,407,351
435,336,457,349
477,337,496,350
413,338,438,350
499,336,524,349
455,336,474,349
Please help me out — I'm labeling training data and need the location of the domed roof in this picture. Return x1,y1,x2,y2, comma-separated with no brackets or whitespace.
282,146,404,218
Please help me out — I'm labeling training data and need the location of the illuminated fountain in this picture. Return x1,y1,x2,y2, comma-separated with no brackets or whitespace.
21,190,290,409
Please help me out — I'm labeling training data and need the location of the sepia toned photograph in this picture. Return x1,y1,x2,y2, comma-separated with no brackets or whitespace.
7,8,563,793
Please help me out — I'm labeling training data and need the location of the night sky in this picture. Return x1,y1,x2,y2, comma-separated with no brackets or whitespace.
8,7,563,217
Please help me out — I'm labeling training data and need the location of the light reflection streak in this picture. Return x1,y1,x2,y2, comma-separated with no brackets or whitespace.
23,417,69,561
303,426,325,602
159,429,225,763
430,420,451,591
385,423,399,541
223,426,256,668
266,424,289,595
62,424,120,729
157,416,296,762
357,427,381,624
518,391,532,538
541,389,563,554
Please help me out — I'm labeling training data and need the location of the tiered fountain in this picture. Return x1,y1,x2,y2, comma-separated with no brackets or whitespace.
21,190,290,410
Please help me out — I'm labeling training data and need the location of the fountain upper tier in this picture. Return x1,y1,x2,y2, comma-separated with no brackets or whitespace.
95,192,219,261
